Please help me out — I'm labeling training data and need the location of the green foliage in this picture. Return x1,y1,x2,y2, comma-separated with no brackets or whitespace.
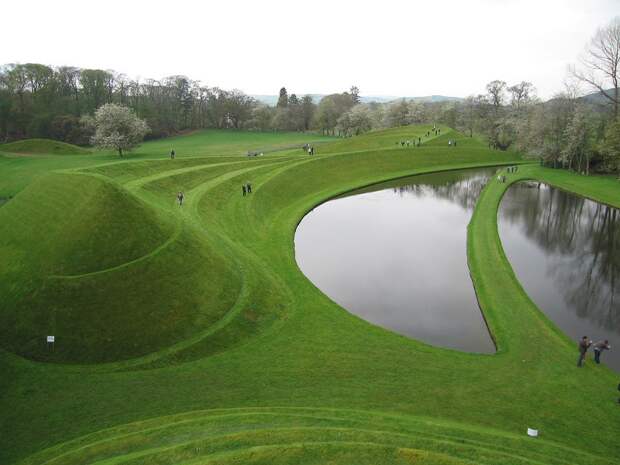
600,119,620,174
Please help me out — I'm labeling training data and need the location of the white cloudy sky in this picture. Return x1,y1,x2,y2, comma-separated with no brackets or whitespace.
1,0,618,98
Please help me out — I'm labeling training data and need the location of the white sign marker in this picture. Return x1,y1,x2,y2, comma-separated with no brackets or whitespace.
527,428,538,437
47,336,55,343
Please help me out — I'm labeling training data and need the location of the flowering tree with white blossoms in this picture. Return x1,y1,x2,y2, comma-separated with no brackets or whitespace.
89,104,149,157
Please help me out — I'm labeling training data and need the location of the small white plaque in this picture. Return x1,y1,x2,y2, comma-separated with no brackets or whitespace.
47,336,55,343
527,428,538,437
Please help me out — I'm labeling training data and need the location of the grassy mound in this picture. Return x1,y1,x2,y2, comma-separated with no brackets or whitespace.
0,139,90,155
0,173,241,363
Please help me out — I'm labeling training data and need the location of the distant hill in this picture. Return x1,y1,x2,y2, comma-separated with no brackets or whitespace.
580,88,618,105
251,94,463,106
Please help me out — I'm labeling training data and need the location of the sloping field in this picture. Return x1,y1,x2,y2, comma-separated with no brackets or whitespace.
0,138,91,155
0,127,618,465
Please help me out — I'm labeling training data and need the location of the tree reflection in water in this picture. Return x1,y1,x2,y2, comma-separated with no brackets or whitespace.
501,183,619,333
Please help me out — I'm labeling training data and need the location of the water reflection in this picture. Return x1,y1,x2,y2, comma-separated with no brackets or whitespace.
295,168,497,353
499,183,619,371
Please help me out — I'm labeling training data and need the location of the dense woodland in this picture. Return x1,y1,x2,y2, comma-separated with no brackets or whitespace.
1,18,618,174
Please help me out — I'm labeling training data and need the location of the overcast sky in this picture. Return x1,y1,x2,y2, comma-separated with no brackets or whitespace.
1,0,618,99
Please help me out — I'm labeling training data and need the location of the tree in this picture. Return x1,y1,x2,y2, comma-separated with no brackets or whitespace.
277,87,288,108
89,103,149,157
571,17,620,120
600,119,620,175
561,104,592,174
301,95,315,130
508,81,535,111
385,99,412,127
314,93,355,135
486,80,507,110
315,98,338,135
347,104,373,135
350,86,360,104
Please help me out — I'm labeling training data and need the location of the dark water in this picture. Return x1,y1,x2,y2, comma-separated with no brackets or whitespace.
295,168,497,353
499,182,620,372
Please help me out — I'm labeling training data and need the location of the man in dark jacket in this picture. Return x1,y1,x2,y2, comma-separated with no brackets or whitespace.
577,336,592,367
593,340,611,364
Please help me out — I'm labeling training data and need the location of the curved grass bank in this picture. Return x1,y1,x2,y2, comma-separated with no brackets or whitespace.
1,128,619,465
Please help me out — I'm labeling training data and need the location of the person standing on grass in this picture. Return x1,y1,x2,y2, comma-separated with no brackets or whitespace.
577,336,592,367
242,185,247,196
593,340,611,364
170,149,175,159
177,191,184,206
246,182,252,194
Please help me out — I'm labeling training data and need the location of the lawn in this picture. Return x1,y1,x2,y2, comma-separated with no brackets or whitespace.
0,127,618,465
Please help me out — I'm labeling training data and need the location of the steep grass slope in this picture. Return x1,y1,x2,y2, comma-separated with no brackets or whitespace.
0,172,241,363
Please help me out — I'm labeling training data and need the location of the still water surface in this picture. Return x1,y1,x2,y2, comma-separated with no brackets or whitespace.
499,182,620,372
295,168,497,353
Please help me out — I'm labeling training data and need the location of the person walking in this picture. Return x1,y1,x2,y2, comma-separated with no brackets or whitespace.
246,182,252,194
593,340,611,364
177,191,184,206
242,185,247,196
577,336,592,367
170,149,175,159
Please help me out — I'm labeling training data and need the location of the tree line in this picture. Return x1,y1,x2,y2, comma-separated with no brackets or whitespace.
0,65,264,143
1,18,618,174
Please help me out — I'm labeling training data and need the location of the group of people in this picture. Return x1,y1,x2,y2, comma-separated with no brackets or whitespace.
398,139,421,147
496,166,520,183
242,182,252,196
577,337,611,367
302,144,315,156
426,126,441,137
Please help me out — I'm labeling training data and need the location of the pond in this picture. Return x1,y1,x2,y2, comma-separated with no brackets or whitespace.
499,182,620,372
294,167,497,353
